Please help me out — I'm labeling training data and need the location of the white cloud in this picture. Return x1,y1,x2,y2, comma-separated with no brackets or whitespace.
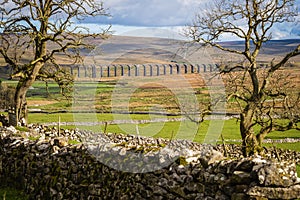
113,25,186,40
271,22,300,39
83,0,300,40
85,0,206,27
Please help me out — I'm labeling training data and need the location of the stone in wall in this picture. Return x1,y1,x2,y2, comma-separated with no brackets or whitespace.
247,185,300,200
253,160,299,187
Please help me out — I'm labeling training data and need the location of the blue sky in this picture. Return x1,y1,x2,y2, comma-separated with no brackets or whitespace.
81,0,300,40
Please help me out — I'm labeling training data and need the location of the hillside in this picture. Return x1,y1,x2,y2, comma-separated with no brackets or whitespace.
218,39,300,65
0,36,299,79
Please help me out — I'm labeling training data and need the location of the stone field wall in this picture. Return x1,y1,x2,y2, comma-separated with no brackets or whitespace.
0,126,300,200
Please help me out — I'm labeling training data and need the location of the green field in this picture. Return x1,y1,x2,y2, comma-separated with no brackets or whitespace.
25,112,300,151
1,80,299,151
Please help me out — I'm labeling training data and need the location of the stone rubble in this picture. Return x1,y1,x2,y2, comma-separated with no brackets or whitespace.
0,125,299,199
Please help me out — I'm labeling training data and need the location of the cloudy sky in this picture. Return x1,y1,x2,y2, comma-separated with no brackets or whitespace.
81,0,300,40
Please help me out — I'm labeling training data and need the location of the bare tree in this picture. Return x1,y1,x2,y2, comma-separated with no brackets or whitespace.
187,0,300,156
38,65,74,100
0,0,110,125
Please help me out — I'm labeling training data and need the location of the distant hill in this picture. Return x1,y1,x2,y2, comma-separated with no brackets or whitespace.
0,36,299,80
78,36,300,66
214,39,300,65
220,39,300,56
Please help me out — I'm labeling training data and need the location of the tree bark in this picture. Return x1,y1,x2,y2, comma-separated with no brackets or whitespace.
240,104,261,157
13,83,28,126
13,63,44,126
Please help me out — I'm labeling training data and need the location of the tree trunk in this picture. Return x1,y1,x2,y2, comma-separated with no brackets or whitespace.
13,81,30,126
12,63,44,126
240,105,262,157
241,129,261,157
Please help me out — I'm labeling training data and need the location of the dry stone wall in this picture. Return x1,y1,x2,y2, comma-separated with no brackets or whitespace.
0,126,300,200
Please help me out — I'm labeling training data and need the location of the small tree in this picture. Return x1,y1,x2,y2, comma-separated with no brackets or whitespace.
0,0,109,125
187,0,300,156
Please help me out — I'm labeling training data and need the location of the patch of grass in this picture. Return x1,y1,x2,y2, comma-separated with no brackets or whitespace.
0,187,28,200
26,81,65,99
71,119,239,144
15,126,29,132
34,101,72,111
27,112,180,124
68,139,81,145
218,119,241,140
263,142,300,152
24,80,210,114
28,113,74,124
265,128,300,140
28,136,40,141
297,165,300,178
